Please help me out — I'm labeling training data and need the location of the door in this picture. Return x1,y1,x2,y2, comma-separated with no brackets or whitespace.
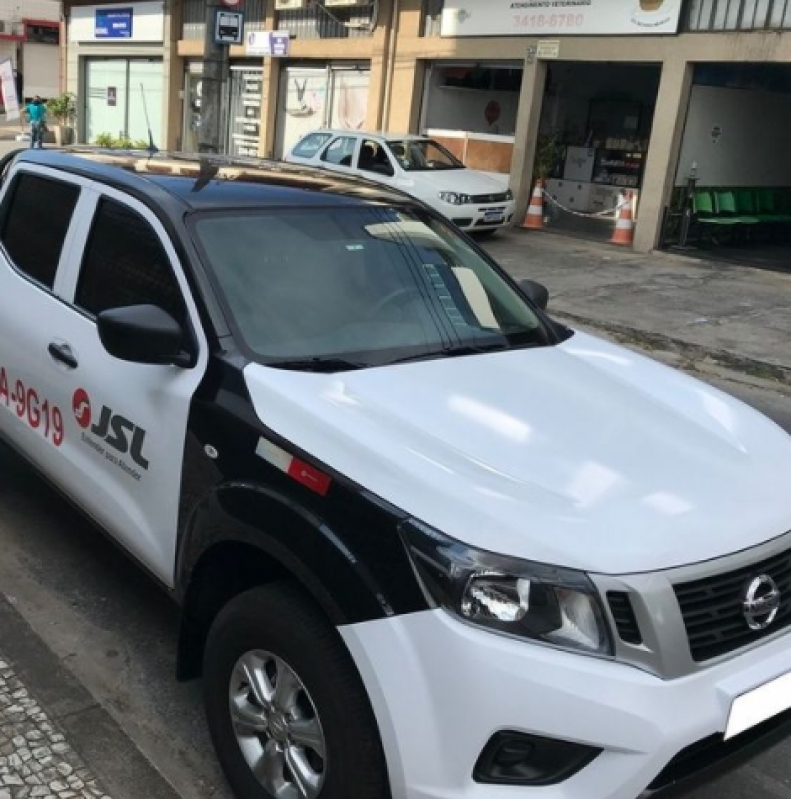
41,186,208,585
354,137,397,185
85,59,128,142
227,66,262,157
84,58,163,145
275,66,328,159
326,67,370,132
0,168,85,469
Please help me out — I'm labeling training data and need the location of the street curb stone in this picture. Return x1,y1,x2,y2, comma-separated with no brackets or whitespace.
0,595,181,799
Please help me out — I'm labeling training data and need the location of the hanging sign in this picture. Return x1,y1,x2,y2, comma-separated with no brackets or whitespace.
0,59,19,121
245,30,291,57
215,10,244,45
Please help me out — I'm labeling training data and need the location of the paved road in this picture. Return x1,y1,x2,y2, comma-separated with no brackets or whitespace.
0,370,789,799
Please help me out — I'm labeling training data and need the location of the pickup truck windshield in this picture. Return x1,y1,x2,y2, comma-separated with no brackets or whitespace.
192,207,550,371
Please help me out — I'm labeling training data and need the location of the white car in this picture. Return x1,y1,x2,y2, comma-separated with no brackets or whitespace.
284,129,516,234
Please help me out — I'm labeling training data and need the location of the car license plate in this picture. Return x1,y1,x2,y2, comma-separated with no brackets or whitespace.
725,670,791,740
484,210,505,223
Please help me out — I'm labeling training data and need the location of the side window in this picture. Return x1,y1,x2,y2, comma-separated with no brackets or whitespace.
75,198,186,325
0,172,80,289
358,140,395,177
321,136,357,167
292,132,333,158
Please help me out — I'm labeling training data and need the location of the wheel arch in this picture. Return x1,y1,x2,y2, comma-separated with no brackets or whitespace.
175,483,399,681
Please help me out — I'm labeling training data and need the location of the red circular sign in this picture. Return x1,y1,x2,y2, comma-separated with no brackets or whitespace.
73,388,92,429
485,101,501,126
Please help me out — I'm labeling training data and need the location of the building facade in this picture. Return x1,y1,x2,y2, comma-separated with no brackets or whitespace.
0,0,61,101
61,0,791,256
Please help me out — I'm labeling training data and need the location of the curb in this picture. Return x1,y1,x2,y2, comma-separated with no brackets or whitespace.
554,310,791,387
0,593,181,799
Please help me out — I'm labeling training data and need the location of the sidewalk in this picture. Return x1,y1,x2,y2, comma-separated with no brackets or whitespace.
485,229,791,385
0,653,109,799
0,596,179,799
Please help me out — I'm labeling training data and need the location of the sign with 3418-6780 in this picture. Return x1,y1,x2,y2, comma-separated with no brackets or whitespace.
441,0,682,37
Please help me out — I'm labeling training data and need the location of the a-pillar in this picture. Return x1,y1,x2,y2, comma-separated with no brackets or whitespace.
633,58,693,252
510,57,547,225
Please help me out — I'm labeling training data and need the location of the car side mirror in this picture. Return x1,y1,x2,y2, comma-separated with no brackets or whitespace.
518,279,549,310
97,304,189,366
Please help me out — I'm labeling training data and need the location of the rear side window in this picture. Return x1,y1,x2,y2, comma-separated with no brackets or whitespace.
75,198,186,325
0,172,80,289
321,136,357,167
292,132,332,158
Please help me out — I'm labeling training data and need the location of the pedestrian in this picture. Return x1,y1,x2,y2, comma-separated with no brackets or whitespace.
25,96,47,149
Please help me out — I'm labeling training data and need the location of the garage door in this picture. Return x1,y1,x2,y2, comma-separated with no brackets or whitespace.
22,43,59,99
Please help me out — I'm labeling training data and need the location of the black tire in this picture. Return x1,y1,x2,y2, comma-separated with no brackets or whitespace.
204,582,390,799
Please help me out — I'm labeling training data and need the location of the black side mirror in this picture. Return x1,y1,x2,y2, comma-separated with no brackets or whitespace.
518,279,550,310
97,304,189,366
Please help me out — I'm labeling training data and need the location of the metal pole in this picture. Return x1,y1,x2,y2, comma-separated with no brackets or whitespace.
199,0,227,154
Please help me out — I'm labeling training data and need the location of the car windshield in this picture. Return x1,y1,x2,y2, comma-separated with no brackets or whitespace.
191,206,550,371
386,140,465,172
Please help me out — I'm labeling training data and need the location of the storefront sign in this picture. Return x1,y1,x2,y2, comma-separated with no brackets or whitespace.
536,39,560,58
215,10,244,45
0,59,19,121
95,8,133,39
441,0,683,37
245,30,291,57
71,3,163,44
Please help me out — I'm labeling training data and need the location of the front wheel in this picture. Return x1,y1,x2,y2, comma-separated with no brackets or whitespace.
203,583,390,799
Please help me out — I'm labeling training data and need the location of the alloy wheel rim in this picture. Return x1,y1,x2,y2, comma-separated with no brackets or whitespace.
229,650,326,799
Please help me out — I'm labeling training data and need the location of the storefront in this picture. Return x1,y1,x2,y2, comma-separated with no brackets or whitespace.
181,62,263,157
664,63,791,270
273,62,370,159
420,61,522,175
539,62,661,239
437,0,682,243
68,2,166,145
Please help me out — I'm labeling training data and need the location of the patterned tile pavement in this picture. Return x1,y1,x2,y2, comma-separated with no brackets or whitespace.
0,655,111,799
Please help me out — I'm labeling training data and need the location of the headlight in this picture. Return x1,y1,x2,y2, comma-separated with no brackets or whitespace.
438,191,472,205
401,519,613,656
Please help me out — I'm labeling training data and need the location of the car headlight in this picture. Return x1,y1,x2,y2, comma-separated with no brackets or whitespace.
401,519,613,656
438,191,472,205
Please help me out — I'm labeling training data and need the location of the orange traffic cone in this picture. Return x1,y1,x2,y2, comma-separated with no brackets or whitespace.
610,192,634,246
522,180,545,230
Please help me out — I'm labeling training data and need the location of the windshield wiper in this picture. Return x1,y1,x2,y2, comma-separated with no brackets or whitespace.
386,342,509,366
268,357,369,373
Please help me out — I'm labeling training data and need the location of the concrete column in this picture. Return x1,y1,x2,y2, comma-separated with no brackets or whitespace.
367,0,392,131
510,57,547,225
633,58,693,252
162,0,183,151
258,1,278,158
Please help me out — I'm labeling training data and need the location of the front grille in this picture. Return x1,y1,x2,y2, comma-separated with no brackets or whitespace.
673,547,791,662
470,192,510,204
608,592,642,645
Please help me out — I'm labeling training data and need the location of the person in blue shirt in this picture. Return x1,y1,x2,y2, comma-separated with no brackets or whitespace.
25,96,47,149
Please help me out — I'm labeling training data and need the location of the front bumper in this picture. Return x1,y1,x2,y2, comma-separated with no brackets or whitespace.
446,202,516,231
340,609,791,799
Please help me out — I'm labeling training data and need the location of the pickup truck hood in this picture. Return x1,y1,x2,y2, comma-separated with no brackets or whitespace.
400,168,510,196
244,332,791,575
